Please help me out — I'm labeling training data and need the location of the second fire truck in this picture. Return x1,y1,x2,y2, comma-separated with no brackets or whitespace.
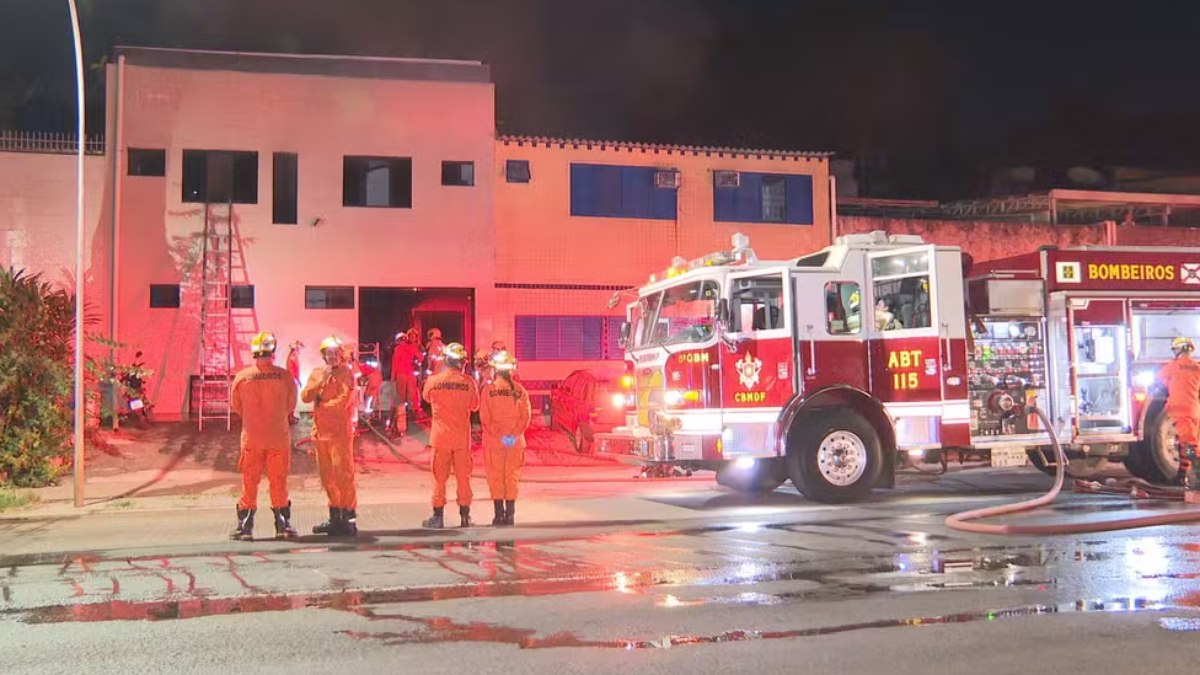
596,231,1200,502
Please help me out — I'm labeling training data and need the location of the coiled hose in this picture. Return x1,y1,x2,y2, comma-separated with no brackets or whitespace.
945,407,1200,535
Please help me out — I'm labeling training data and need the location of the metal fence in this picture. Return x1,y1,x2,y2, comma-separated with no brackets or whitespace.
0,130,105,155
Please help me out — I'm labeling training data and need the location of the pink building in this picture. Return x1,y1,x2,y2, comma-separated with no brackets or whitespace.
0,47,832,419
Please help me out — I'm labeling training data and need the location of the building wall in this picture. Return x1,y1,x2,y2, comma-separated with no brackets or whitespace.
492,137,831,386
111,59,496,417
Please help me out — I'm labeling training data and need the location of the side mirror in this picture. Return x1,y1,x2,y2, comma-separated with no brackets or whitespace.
618,321,631,349
716,299,730,330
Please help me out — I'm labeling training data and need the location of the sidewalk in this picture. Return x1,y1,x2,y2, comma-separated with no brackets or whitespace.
0,419,714,557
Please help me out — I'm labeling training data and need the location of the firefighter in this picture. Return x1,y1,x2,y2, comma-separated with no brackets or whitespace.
391,329,420,434
285,340,303,424
301,336,359,535
424,328,447,377
421,341,480,528
473,347,494,385
229,331,299,540
1157,336,1200,487
479,350,530,526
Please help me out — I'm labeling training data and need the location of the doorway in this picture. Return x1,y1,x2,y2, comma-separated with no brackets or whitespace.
358,287,474,378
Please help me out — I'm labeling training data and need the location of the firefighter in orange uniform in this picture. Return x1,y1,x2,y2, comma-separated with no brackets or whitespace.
229,331,299,540
421,342,480,528
479,351,531,526
301,336,359,535
1158,336,1200,487
391,329,420,434
424,328,447,377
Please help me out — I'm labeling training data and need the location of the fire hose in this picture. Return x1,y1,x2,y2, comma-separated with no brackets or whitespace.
945,407,1200,535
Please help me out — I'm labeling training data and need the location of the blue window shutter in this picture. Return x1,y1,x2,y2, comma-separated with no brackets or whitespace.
620,167,652,218
597,166,623,216
737,173,764,222
570,164,596,216
714,178,737,221
651,184,677,220
515,316,538,360
535,316,560,359
582,316,604,360
604,318,623,360
558,316,585,359
785,175,814,224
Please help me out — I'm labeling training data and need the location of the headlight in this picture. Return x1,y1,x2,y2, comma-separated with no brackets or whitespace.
611,393,627,409
664,390,684,406
1134,370,1155,388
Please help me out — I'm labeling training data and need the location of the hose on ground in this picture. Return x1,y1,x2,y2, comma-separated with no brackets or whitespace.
945,407,1200,535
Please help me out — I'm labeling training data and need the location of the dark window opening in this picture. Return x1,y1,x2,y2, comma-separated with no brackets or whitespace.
149,284,181,308
272,152,298,224
128,148,166,177
441,161,475,186
761,175,787,222
305,286,355,309
182,150,258,204
343,156,412,208
506,159,531,183
231,284,255,309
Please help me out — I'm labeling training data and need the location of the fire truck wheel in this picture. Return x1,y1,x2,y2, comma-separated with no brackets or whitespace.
786,409,882,503
715,458,787,494
1125,407,1180,484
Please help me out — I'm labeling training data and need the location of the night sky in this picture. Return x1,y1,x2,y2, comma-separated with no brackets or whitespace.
3,0,1199,198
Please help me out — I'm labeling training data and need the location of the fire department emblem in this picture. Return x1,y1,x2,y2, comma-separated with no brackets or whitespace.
1182,263,1200,285
736,352,763,389
1055,261,1082,284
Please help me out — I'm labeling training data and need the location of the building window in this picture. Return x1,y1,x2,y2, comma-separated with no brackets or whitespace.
441,161,475,186
304,286,354,309
514,316,609,360
128,148,165,177
231,284,255,309
569,163,677,220
272,152,298,224
825,282,861,335
343,156,412,208
149,284,181,308
713,171,813,225
506,159,531,183
182,150,258,204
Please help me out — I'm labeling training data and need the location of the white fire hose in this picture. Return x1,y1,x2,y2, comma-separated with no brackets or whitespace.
945,407,1200,535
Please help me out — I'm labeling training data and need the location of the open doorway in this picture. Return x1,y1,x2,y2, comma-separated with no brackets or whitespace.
358,287,475,378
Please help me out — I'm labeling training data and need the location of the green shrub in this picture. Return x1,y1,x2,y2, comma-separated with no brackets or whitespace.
0,268,75,487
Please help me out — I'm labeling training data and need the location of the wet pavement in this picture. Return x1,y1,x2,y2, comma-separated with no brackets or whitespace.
5,470,1200,673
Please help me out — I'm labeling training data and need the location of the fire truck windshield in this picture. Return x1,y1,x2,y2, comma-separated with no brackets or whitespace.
633,280,720,348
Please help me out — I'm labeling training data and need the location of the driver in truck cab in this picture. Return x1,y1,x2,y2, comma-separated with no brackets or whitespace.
1157,336,1200,487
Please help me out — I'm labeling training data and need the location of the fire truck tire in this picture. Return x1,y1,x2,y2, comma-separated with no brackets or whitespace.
715,458,787,494
786,409,883,503
1125,408,1180,484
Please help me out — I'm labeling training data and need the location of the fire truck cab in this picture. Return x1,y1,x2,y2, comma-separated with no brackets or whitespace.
596,231,1200,503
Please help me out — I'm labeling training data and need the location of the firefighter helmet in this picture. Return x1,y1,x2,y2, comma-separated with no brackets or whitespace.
491,340,507,352
394,331,409,345
319,336,343,354
444,342,467,365
490,350,517,372
251,331,277,358
427,328,443,341
1173,336,1195,356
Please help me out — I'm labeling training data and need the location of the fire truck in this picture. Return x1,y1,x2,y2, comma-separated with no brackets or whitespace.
595,231,1200,502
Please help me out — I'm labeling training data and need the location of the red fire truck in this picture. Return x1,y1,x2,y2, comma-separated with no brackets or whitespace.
596,231,1200,502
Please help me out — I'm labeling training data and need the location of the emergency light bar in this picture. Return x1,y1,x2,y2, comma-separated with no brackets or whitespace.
648,233,752,283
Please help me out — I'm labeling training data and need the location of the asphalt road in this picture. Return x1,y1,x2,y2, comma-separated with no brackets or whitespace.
5,473,1200,674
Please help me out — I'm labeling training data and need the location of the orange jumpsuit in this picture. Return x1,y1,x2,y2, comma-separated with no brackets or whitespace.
392,341,420,415
422,369,480,508
301,364,358,510
1160,354,1200,449
230,363,297,510
480,377,531,500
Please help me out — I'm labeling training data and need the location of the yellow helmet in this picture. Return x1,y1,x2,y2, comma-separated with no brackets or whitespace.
490,350,517,372
250,331,277,358
427,328,443,341
319,335,343,354
444,342,467,364
1173,336,1195,355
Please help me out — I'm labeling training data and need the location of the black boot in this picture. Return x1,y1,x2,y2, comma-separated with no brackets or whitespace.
313,507,342,535
341,509,358,536
272,502,298,539
230,508,255,541
504,500,515,526
422,507,445,529
460,505,473,528
492,500,505,526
